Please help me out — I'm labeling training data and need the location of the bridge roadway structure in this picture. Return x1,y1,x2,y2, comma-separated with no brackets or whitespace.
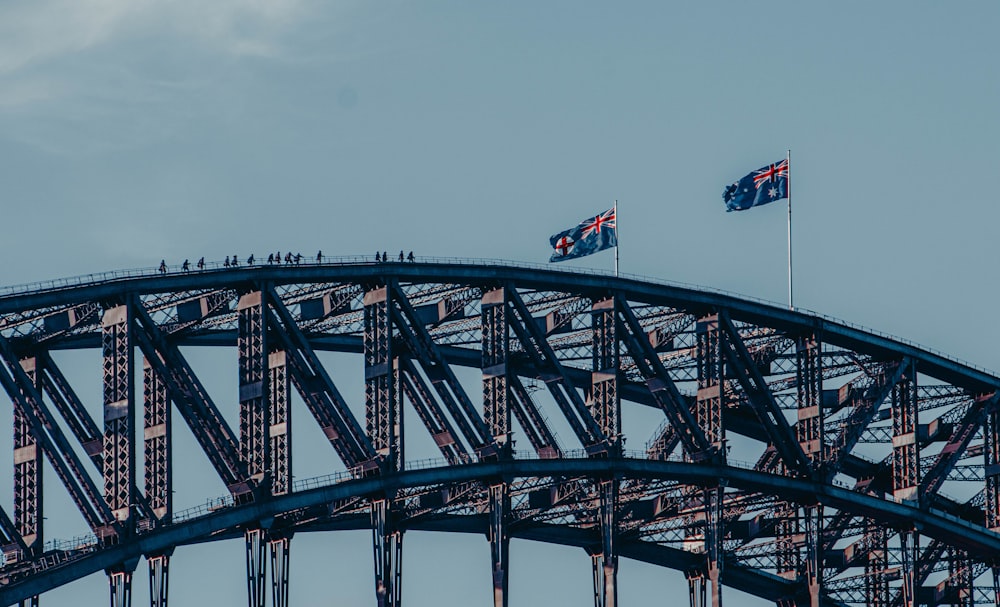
0,258,998,607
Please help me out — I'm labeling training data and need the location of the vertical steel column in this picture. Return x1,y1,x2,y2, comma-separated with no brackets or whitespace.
143,359,171,607
143,358,171,522
371,499,403,607
865,522,889,607
592,480,618,607
268,350,291,607
892,361,919,607
14,357,43,549
892,361,920,502
15,357,42,607
796,337,823,607
774,502,798,580
365,287,400,471
985,395,1000,606
147,554,169,607
800,505,822,607
238,291,270,607
102,304,135,531
590,298,620,450
109,569,133,607
686,569,707,607
366,286,402,607
899,529,920,607
237,291,270,487
270,535,290,607
985,395,1000,533
245,528,266,607
481,289,511,457
487,483,510,607
268,350,291,496
482,288,511,607
694,315,725,607
590,298,619,607
947,547,973,607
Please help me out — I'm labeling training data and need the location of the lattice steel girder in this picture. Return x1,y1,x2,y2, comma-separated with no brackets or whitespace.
102,304,136,527
43,349,154,523
717,312,810,477
130,302,248,492
695,315,726,455
891,360,920,503
590,298,620,450
506,287,605,447
143,359,171,521
984,396,1000,531
371,499,402,607
399,358,469,464
269,351,291,496
865,522,890,607
389,282,492,454
262,286,374,468
0,333,112,533
826,361,906,473
796,337,824,465
508,373,561,458
364,287,401,472
488,483,510,607
11,457,1000,606
615,297,715,461
37,350,103,464
482,289,511,455
14,357,43,552
238,291,271,485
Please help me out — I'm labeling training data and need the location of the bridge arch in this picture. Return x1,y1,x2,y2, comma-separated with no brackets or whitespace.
0,260,996,607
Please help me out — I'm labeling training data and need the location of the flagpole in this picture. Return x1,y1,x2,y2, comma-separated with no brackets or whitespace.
614,199,619,277
786,149,793,310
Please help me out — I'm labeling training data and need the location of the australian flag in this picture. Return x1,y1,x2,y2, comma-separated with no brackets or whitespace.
549,207,617,262
723,159,788,212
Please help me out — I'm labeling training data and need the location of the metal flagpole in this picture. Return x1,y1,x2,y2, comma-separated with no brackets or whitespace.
614,199,619,277
786,150,793,310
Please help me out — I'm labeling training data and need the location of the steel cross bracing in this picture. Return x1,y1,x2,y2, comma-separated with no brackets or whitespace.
4,262,1000,606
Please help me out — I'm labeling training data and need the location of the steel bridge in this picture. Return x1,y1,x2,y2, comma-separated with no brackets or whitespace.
0,258,998,607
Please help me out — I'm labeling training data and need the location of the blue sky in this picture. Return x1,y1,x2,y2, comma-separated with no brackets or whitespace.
0,1,998,605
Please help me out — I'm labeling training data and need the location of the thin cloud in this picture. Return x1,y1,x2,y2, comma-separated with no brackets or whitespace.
0,0,310,74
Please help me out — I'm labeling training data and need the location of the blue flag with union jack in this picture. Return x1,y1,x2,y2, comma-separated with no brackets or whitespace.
549,207,617,262
723,159,788,212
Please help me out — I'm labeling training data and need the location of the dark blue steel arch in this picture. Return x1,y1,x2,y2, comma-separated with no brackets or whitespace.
0,260,996,607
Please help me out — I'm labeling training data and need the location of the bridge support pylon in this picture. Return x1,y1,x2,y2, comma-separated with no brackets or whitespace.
269,535,291,607
591,480,618,607
488,483,510,607
107,561,137,607
147,554,169,607
245,528,267,607
372,499,402,607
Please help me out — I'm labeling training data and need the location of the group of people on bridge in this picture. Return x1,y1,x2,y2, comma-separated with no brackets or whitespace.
377,250,415,263
156,249,417,274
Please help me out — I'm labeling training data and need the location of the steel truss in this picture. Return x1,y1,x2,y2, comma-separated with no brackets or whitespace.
0,262,999,607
